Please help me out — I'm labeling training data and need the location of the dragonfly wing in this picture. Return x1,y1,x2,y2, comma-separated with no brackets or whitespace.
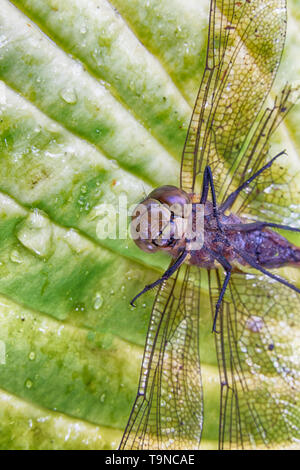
119,264,203,450
209,268,300,449
223,83,300,227
216,70,300,213
180,0,287,196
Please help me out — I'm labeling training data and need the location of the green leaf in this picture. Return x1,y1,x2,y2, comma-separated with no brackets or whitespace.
0,0,299,449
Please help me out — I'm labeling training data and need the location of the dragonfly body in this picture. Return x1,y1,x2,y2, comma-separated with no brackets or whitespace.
231,224,300,269
132,177,300,308
120,0,300,450
189,199,300,270
133,188,300,269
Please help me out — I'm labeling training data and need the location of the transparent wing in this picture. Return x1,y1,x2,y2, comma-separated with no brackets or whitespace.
236,153,300,229
119,264,203,450
227,84,300,227
180,0,287,196
209,268,300,449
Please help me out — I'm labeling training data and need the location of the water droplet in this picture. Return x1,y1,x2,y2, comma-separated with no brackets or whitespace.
94,188,102,198
10,249,23,264
28,352,35,361
59,87,77,104
74,302,85,312
16,210,53,258
93,292,103,310
25,379,33,389
63,229,86,254
125,269,143,281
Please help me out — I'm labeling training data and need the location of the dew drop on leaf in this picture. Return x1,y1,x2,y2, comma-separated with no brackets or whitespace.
25,379,33,389
59,87,78,104
28,352,36,361
10,249,23,264
93,292,103,310
16,210,53,258
74,303,85,313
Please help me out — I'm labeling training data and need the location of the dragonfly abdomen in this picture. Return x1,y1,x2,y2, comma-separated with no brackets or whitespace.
242,228,300,269
188,223,300,271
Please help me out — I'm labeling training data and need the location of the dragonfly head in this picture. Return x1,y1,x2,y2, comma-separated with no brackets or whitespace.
130,185,191,253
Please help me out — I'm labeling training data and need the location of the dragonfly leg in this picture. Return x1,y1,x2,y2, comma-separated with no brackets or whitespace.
212,263,232,334
130,250,188,307
206,247,232,333
233,245,300,295
224,221,300,234
200,165,223,231
220,150,286,212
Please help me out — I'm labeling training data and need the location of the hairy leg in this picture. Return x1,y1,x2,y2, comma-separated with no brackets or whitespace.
224,221,300,234
206,247,233,333
220,150,286,212
200,165,223,231
233,245,300,295
130,250,189,307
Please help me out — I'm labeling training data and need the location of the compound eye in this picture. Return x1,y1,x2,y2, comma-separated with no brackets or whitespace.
148,186,191,216
130,199,170,253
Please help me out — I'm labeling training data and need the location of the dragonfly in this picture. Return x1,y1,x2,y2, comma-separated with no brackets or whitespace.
119,0,300,450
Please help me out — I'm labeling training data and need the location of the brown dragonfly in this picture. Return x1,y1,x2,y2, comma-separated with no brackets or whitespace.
119,0,300,450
